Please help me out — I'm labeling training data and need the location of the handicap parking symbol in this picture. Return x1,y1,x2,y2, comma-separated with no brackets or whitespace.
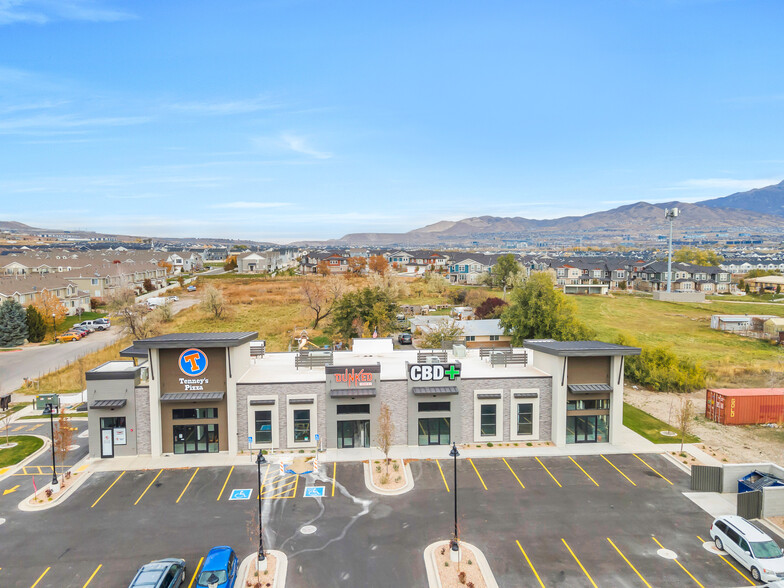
303,486,325,498
229,488,252,501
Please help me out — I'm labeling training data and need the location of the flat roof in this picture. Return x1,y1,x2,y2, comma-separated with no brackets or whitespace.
239,347,549,384
523,339,641,357
709,388,784,397
86,361,140,380
120,344,148,358
133,331,258,349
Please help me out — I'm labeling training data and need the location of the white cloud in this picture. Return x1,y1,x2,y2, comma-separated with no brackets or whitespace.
280,133,332,159
0,0,135,25
169,96,280,116
215,201,292,209
0,113,151,134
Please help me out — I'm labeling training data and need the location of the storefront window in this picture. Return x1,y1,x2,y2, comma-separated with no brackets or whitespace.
293,409,311,442
100,416,126,429
254,410,272,444
596,414,608,443
480,404,496,436
173,408,218,420
418,402,450,412
336,404,370,415
517,403,533,436
566,399,609,411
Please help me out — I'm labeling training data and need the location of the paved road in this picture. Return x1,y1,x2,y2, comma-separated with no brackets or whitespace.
1,298,198,399
0,453,767,588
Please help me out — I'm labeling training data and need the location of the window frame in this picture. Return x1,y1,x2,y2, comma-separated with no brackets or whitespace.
510,390,539,441
247,396,278,450
286,394,317,448
473,390,503,443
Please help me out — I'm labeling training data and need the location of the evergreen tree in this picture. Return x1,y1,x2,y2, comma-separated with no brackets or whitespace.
26,305,46,343
0,299,29,346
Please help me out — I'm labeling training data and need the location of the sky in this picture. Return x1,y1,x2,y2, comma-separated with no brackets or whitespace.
1,0,783,243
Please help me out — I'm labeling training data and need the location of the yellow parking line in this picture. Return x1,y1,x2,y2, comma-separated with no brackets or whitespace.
569,456,599,487
516,540,545,588
176,467,199,504
535,457,562,487
502,458,525,488
436,459,450,492
608,537,651,587
91,471,125,508
134,469,163,505
30,567,50,587
28,424,43,431
468,458,488,490
187,557,204,588
652,536,704,587
77,464,89,473
562,538,597,587
331,462,337,497
12,425,25,432
217,466,234,501
602,454,636,486
82,564,102,587
633,454,673,485
696,535,754,585
257,463,271,499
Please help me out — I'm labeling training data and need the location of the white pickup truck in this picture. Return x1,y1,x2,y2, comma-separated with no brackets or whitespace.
146,297,166,308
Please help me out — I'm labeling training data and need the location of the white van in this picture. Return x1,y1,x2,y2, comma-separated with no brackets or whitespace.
710,515,784,582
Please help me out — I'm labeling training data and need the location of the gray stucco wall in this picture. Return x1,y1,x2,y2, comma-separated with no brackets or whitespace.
87,376,138,458
135,386,151,455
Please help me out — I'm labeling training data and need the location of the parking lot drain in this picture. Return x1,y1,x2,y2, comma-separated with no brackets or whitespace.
657,548,678,559
300,525,317,535
702,541,726,555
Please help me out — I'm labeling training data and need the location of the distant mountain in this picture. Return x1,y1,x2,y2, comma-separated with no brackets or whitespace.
0,221,44,232
317,200,784,246
700,180,784,216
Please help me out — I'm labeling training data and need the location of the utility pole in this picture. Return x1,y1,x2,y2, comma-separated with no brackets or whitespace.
665,207,679,293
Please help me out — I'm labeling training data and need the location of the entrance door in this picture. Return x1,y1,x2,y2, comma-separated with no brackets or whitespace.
418,417,450,446
173,425,219,454
337,420,370,449
572,415,598,443
100,428,114,458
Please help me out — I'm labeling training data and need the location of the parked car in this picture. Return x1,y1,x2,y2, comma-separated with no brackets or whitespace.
187,285,196,292
55,331,81,342
710,515,784,582
72,322,95,333
70,326,91,336
128,558,186,588
398,333,412,345
166,296,179,302
197,546,237,588
94,317,111,328
76,319,108,331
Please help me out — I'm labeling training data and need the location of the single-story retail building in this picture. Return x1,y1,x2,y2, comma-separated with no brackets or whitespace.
85,333,640,459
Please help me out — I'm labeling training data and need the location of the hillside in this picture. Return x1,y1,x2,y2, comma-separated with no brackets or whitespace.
700,179,784,217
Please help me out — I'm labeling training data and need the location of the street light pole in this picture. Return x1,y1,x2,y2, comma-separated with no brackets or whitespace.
665,207,679,294
47,403,58,488
449,442,459,553
256,450,267,570
52,313,56,342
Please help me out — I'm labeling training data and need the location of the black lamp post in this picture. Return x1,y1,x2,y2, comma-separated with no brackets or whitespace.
51,313,56,341
46,403,58,487
449,442,459,553
256,450,267,568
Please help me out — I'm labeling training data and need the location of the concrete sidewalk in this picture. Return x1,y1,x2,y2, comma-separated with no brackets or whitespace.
85,424,716,472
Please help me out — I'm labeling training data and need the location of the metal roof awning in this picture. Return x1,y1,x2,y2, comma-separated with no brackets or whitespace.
412,386,459,396
567,384,613,394
89,399,127,409
476,393,501,399
330,388,376,398
514,391,539,399
249,399,276,406
289,398,314,405
160,392,225,402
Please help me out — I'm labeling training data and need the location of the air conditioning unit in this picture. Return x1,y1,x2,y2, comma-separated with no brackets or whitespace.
427,355,441,364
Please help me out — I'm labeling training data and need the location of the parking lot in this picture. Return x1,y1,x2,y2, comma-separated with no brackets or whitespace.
0,453,771,587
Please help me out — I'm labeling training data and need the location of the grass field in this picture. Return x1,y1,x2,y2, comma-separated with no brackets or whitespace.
0,435,45,467
623,402,700,444
572,295,784,386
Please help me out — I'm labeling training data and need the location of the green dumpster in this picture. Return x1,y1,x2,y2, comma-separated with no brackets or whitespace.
35,393,60,412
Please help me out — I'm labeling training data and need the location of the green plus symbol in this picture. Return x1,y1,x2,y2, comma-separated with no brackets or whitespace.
444,365,461,380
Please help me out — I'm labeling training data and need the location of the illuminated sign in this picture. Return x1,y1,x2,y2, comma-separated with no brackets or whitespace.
332,368,374,387
179,348,208,377
408,364,461,382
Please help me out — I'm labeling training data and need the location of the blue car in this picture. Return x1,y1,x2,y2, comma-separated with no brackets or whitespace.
197,546,238,588
128,558,186,587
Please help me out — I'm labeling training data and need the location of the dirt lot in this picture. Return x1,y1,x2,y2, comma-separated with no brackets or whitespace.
625,386,784,464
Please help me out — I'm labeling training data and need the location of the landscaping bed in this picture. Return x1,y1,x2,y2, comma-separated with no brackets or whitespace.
243,553,278,588
27,470,83,507
371,458,406,490
0,435,44,467
623,402,699,444
433,543,487,588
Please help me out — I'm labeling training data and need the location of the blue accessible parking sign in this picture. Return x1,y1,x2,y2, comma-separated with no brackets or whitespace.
229,489,252,501
304,486,325,498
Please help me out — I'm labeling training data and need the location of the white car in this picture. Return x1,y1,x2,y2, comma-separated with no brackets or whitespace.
166,296,179,302
710,515,784,582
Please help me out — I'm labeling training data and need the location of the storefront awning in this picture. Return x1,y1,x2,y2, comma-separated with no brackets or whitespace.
412,386,459,396
89,399,127,409
330,388,376,398
160,392,225,402
567,384,613,394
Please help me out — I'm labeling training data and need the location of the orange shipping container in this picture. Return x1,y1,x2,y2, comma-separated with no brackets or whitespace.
705,388,784,425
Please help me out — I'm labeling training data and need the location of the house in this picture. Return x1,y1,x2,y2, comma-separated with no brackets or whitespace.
0,275,91,315
237,249,299,274
299,251,350,274
410,317,512,348
447,254,499,284
632,261,731,293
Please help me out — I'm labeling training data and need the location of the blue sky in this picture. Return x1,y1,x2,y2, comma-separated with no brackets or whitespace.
1,0,782,242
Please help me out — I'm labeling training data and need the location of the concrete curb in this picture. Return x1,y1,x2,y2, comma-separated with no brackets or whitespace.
660,451,694,475
423,540,498,588
363,460,414,496
17,456,92,512
0,434,52,482
237,550,287,588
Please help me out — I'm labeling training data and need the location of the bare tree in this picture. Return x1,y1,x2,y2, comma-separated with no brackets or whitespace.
375,402,395,473
677,396,695,453
201,285,226,319
107,288,159,339
300,275,345,328
54,410,74,485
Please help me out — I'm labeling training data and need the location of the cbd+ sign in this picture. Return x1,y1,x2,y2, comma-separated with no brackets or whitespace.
408,364,461,382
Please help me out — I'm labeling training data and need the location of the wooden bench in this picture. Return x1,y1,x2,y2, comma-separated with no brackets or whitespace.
295,350,333,370
489,350,528,367
417,350,448,363
480,347,512,359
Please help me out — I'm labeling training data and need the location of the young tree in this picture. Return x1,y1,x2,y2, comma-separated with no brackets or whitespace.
375,402,395,473
32,290,67,336
54,410,74,485
0,298,28,347
300,275,345,328
157,260,173,274
224,256,238,271
492,254,521,293
677,396,695,453
201,285,227,319
25,305,47,343
368,255,388,276
499,272,595,343
672,247,724,266
107,288,159,339
420,320,465,349
347,256,367,275
142,278,155,293
329,287,398,342
316,260,331,277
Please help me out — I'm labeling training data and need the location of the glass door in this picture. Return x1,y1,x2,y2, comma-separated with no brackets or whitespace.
418,417,451,446
337,420,370,449
574,416,597,443
173,424,218,453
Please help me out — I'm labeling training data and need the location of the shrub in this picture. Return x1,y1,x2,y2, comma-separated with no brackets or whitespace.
475,297,508,319
380,474,389,485
376,465,381,473
467,559,473,565
395,476,401,482
487,442,493,447
526,442,532,446
458,571,467,584
616,334,706,392
393,462,400,471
